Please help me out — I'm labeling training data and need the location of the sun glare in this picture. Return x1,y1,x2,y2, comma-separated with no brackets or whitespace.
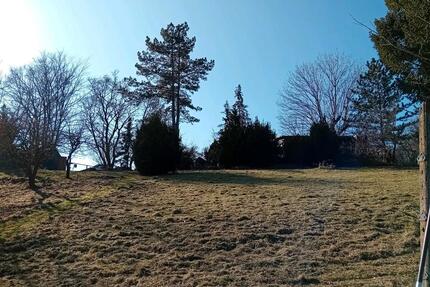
0,0,42,73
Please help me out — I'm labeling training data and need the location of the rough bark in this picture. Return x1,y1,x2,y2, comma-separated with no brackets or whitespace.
419,100,430,286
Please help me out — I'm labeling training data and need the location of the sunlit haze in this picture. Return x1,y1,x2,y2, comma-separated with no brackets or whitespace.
0,0,43,72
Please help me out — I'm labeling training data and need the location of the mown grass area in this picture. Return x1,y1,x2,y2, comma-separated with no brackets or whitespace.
0,168,420,286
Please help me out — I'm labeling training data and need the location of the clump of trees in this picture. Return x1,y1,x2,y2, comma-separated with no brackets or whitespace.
125,22,215,175
278,121,339,167
1,16,425,188
278,53,419,166
206,85,278,168
0,22,215,187
133,113,178,175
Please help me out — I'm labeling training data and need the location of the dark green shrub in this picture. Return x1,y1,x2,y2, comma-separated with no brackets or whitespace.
133,114,178,175
309,121,338,164
243,119,278,167
178,144,198,170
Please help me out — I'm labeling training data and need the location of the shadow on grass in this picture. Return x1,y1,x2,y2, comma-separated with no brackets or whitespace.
163,170,345,186
166,171,281,185
0,234,53,287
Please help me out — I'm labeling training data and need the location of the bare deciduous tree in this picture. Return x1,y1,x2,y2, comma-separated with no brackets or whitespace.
4,52,85,188
84,73,133,169
63,120,85,178
279,54,359,135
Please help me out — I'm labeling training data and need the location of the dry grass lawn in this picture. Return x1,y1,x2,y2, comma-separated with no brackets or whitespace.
0,168,420,286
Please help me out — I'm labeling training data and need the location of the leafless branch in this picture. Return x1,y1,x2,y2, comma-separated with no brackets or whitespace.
279,53,359,135
83,72,134,169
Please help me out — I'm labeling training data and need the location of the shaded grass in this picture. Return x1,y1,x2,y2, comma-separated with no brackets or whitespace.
0,168,421,286
0,184,116,241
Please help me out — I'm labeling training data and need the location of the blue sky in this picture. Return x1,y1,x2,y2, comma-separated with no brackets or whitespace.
1,0,387,154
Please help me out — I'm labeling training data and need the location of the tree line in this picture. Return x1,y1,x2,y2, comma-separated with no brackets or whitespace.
0,15,423,188
279,54,418,166
0,22,214,188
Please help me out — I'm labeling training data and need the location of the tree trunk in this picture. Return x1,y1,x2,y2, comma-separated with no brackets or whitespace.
66,159,71,179
419,100,430,287
28,165,38,189
171,94,176,129
28,174,36,189
175,95,180,135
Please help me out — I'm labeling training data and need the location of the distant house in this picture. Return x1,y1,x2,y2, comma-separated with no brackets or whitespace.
42,150,67,171
277,135,357,167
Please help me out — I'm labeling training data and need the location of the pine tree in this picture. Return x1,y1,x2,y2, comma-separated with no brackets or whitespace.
372,0,430,99
218,85,250,167
351,58,417,163
232,85,250,126
214,85,277,167
118,117,134,169
126,22,215,137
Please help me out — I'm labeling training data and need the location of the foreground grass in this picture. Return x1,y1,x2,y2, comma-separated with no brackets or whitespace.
0,168,420,286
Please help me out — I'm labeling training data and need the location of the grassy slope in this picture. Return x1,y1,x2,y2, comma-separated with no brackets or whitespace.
0,168,420,286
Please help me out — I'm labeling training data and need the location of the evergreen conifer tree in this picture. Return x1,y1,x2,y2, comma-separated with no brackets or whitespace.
126,22,215,137
351,58,417,163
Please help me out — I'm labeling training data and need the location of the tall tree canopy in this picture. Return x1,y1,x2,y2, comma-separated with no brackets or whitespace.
4,52,85,188
126,22,215,135
372,0,430,99
83,73,133,170
279,54,359,135
351,58,417,163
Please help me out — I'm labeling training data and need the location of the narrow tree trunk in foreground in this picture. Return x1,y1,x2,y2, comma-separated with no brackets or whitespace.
419,100,430,287
66,157,71,179
28,165,38,190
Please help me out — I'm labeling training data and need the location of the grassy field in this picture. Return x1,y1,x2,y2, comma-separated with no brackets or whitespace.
0,168,420,286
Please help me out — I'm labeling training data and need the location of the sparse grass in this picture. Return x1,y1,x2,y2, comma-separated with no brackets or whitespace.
0,168,420,286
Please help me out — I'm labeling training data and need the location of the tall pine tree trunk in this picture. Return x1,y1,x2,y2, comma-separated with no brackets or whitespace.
175,93,180,135
171,94,176,131
419,100,430,287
